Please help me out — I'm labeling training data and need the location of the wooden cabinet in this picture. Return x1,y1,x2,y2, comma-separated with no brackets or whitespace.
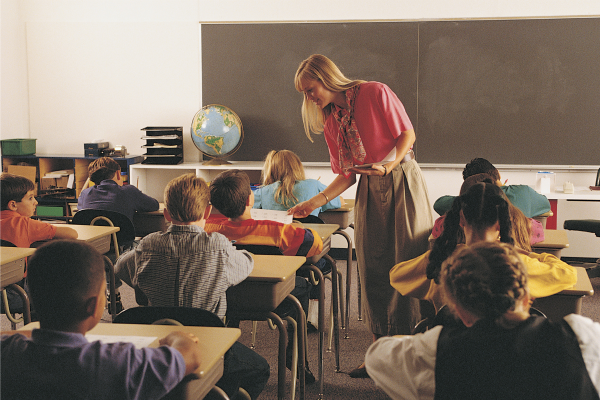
2,154,143,198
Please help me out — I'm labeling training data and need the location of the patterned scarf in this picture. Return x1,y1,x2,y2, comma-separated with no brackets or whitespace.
333,85,366,176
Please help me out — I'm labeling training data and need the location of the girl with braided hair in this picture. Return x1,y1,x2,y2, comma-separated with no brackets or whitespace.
366,241,600,400
389,182,576,312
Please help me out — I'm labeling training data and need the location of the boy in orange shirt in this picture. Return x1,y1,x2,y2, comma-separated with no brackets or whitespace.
1,173,78,248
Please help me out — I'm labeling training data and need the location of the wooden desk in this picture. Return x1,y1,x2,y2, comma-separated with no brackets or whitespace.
319,199,355,229
531,229,569,258
533,267,594,322
227,254,306,400
1,247,35,288
133,203,170,237
1,247,36,325
54,224,120,254
18,322,240,400
319,200,355,338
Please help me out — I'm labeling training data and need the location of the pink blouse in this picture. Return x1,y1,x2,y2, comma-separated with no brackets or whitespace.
323,82,413,175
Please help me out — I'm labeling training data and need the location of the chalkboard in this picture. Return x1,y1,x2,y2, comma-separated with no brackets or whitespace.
201,18,600,165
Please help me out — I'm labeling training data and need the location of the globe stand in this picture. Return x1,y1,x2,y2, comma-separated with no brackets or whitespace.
202,157,232,165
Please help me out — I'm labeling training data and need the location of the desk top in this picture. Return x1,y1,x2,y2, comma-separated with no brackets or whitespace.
532,229,570,249
561,267,594,296
0,247,36,265
247,254,306,282
324,199,355,212
56,224,120,241
543,187,600,201
19,322,240,380
302,223,340,241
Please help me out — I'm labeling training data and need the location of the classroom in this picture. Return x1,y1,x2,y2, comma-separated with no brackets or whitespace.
2,1,600,399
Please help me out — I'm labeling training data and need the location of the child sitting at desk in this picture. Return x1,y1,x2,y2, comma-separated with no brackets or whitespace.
433,157,551,218
390,182,576,312
253,149,343,217
0,173,78,313
432,173,544,250
366,241,600,400
78,157,159,222
1,173,78,248
205,169,324,383
1,240,202,400
115,173,269,399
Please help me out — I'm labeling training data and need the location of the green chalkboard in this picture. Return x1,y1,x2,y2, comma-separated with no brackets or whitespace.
202,18,600,165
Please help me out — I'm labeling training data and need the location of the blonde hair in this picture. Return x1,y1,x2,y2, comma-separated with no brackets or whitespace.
294,54,365,142
261,150,306,208
164,173,209,223
441,241,530,329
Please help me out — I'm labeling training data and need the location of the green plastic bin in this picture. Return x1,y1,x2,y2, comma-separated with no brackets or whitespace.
0,139,37,155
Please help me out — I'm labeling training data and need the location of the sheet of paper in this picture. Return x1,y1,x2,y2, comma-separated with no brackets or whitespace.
86,334,157,349
251,209,293,224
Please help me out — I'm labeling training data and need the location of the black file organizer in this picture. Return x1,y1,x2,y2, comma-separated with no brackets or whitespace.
141,127,183,165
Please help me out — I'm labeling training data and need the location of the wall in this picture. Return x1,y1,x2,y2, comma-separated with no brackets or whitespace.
2,0,599,256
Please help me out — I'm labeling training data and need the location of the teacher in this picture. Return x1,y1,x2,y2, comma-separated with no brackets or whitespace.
289,54,434,377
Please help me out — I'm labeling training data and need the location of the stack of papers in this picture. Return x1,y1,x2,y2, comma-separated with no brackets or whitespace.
251,209,293,224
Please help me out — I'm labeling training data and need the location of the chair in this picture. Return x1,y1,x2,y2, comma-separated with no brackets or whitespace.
114,306,251,400
71,209,136,318
0,240,32,329
563,219,600,278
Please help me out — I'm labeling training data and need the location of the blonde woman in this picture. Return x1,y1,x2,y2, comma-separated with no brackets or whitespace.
253,150,342,217
289,54,433,377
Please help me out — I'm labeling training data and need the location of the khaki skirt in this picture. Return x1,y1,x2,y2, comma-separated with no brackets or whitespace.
354,159,433,335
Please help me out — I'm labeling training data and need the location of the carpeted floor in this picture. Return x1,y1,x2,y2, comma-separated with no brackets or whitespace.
3,259,599,399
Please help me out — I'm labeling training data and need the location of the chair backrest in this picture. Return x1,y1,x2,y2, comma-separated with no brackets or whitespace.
563,219,600,237
113,306,225,327
1,240,17,247
233,243,283,255
71,209,136,245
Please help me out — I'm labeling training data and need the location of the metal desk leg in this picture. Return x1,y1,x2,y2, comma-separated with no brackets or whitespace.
3,284,31,326
104,256,117,320
332,229,353,338
301,263,325,399
267,311,287,400
324,254,341,372
285,294,306,400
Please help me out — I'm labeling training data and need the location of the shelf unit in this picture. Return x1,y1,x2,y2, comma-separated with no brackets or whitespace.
141,126,183,165
2,154,143,216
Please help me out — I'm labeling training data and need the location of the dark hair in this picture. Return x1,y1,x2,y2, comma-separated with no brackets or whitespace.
441,241,528,323
427,182,514,282
27,240,105,327
209,169,251,219
463,158,500,181
88,157,120,184
1,173,35,210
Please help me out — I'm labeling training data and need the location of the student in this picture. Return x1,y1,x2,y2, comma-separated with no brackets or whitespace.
366,241,600,400
205,169,324,383
389,182,576,312
1,240,201,400
1,173,78,248
253,149,342,217
115,173,269,399
431,173,545,251
78,157,159,222
434,157,551,218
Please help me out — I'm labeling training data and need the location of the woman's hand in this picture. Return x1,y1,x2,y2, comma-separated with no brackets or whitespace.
346,164,387,176
288,200,316,219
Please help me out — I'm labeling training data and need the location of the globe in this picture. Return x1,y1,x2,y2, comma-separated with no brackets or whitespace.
191,105,244,165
